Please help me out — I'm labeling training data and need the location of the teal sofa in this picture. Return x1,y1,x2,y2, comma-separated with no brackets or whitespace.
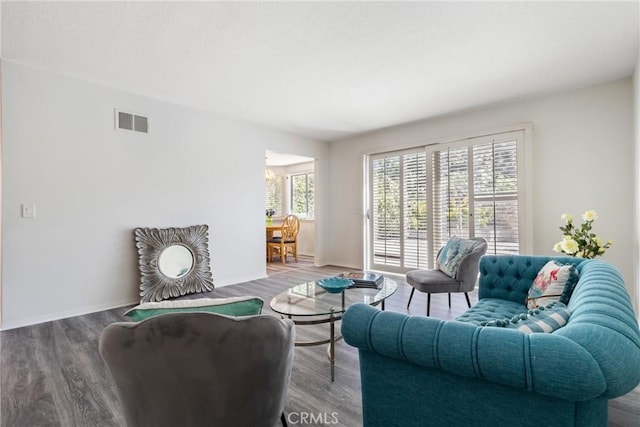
342,256,640,427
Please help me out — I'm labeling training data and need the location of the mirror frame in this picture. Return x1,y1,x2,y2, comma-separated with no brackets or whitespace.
134,224,214,302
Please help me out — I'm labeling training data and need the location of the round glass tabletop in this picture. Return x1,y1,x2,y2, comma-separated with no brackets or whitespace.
270,277,397,317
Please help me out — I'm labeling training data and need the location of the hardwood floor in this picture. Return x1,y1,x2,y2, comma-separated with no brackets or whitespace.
2,260,639,426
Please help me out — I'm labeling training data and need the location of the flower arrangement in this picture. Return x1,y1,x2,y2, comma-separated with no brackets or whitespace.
266,209,275,224
553,210,612,259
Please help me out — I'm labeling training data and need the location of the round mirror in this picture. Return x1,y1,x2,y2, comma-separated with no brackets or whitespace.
158,245,194,279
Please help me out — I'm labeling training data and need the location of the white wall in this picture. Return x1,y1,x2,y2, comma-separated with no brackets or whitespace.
634,59,640,317
1,61,329,329
328,78,637,312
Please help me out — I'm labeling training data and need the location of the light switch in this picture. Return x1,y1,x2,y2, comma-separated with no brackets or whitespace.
21,203,36,218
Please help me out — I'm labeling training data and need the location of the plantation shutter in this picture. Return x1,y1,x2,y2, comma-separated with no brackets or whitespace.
371,155,401,268
472,140,519,254
266,175,285,216
432,147,470,254
403,151,428,268
367,130,524,273
370,149,429,272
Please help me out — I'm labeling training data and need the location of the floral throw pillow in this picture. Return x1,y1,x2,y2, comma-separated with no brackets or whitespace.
527,260,579,309
437,237,476,278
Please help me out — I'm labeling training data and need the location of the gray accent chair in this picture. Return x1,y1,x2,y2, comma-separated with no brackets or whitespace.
99,311,295,427
406,238,488,316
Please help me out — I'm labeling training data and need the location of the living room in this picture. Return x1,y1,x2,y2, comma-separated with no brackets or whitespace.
1,1,639,426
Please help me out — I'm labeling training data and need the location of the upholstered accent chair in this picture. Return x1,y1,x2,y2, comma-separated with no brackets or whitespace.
406,237,488,316
268,214,300,264
99,312,295,427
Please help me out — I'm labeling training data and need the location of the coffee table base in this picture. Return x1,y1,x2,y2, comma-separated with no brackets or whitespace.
270,278,396,381
284,299,386,382
284,312,341,381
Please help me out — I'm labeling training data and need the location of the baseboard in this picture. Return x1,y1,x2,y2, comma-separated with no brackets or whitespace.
214,272,266,287
0,297,139,331
0,272,273,330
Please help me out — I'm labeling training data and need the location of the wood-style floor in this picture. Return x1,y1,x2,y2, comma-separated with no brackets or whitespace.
2,256,639,426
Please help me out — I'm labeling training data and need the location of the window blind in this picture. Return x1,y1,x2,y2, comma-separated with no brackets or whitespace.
368,130,524,273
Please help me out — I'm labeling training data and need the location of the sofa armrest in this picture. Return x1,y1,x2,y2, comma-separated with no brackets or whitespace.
342,303,607,401
557,260,640,398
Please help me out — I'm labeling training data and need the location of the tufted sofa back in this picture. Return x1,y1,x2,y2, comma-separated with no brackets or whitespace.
478,255,587,305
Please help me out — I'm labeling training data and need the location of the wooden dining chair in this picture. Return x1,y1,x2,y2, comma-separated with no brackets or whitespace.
267,215,300,264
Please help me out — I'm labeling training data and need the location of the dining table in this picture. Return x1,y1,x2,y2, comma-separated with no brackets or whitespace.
266,223,284,240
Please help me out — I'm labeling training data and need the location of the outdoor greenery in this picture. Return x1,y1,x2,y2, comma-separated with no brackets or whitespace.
265,171,314,219
372,141,520,261
291,172,314,219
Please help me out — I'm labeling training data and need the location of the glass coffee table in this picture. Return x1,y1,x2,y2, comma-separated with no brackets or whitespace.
270,276,397,381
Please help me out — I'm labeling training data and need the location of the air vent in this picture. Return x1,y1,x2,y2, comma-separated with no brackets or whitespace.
115,109,149,133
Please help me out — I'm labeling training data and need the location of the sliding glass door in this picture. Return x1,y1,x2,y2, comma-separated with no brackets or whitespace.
369,149,429,272
367,130,524,273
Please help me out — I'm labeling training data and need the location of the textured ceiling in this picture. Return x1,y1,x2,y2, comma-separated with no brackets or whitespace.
2,1,638,141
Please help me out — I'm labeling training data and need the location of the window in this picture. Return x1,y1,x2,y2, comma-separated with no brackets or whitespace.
291,172,314,219
368,130,525,273
432,137,520,255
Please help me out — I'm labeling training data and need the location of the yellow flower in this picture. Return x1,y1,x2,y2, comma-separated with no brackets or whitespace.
552,242,563,253
582,210,598,222
593,236,602,246
561,239,579,255
598,248,605,255
561,213,573,223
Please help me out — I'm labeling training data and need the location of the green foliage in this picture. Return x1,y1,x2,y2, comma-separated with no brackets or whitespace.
291,173,314,218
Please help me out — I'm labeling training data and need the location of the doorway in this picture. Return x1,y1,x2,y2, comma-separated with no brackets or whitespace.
265,150,315,273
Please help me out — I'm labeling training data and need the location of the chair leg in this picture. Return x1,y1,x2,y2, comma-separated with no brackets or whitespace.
407,288,415,309
448,293,451,308
281,412,288,427
427,293,431,317
464,292,471,308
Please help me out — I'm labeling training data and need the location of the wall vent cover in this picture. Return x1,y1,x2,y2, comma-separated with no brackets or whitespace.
115,109,149,133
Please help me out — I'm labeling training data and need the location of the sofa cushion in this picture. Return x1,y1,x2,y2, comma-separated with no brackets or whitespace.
406,269,461,293
124,296,264,321
456,298,528,326
527,260,579,308
437,236,476,278
480,301,571,334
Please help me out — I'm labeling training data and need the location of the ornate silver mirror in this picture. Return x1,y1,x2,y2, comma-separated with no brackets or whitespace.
134,224,214,302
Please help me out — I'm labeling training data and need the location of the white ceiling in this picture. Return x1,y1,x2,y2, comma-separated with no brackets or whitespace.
265,150,313,167
2,1,638,142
